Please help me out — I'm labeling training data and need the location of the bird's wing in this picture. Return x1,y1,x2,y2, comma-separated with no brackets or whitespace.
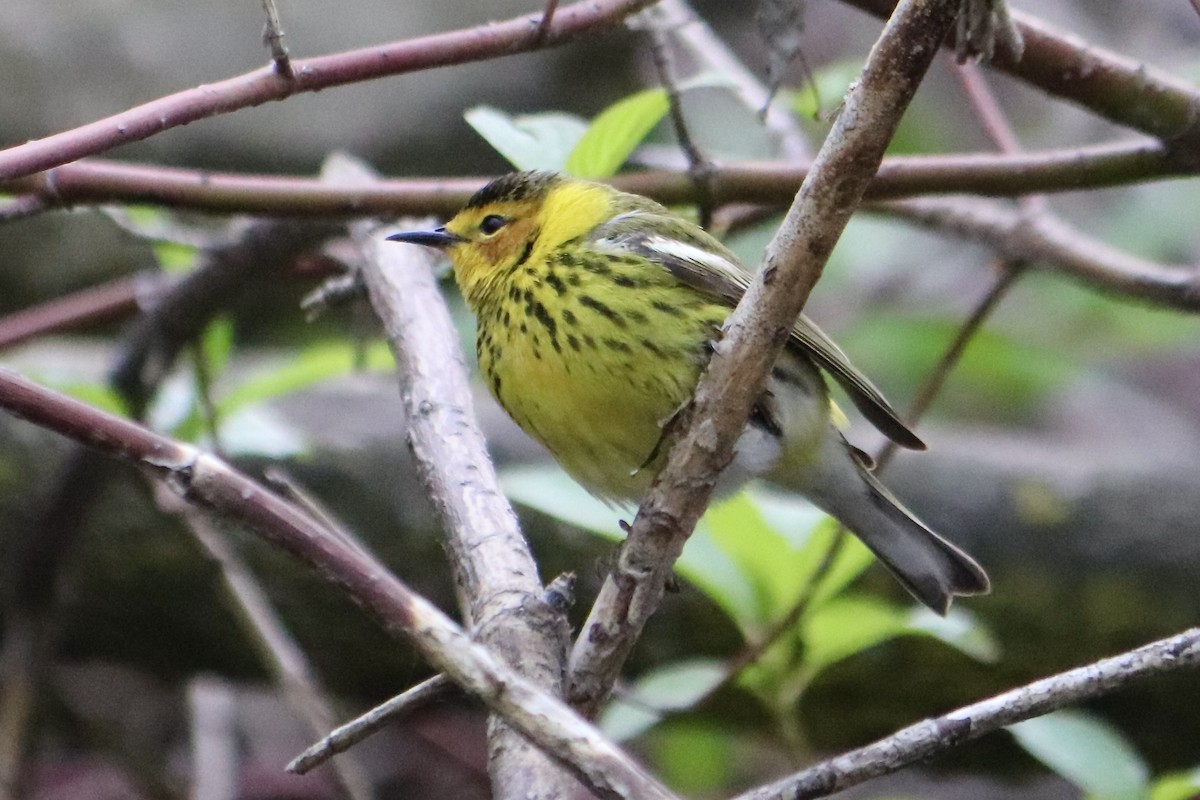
589,212,925,450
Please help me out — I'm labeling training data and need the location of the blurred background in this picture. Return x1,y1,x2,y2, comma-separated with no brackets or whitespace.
2,1,1200,798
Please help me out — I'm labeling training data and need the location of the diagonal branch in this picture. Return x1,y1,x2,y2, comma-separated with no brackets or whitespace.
0,367,680,800
565,0,967,718
731,628,1200,800
0,0,657,181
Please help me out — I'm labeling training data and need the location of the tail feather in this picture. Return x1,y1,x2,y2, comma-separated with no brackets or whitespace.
773,434,989,615
849,467,989,614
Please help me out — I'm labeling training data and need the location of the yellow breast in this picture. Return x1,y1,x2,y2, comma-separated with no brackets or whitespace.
473,253,725,501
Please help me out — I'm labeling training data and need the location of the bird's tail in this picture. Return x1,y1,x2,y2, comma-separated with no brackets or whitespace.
773,436,989,615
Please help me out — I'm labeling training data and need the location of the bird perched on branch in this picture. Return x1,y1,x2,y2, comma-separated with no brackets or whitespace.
389,171,988,614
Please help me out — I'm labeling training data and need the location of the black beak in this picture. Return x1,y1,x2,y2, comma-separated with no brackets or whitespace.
386,227,464,249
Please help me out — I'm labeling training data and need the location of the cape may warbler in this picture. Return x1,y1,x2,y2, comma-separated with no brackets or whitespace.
389,171,988,613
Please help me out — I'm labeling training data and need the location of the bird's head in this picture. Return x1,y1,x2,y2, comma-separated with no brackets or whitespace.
388,171,616,306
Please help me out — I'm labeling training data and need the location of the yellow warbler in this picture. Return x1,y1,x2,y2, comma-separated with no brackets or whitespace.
389,171,988,613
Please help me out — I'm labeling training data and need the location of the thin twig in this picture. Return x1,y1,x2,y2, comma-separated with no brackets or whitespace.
260,0,293,78
650,0,810,159
288,674,453,774
732,627,1200,800
0,194,48,222
291,574,576,776
0,275,150,350
648,26,715,227
534,0,561,43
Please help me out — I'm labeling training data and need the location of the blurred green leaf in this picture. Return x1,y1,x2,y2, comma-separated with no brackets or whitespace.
599,658,726,741
649,720,734,794
465,106,587,172
844,316,1077,418
1009,711,1149,800
1148,767,1200,800
906,605,1001,663
58,382,127,416
153,240,200,274
499,464,757,621
566,88,669,179
705,493,805,625
218,405,308,458
789,60,860,121
751,488,878,607
801,595,908,673
217,341,393,418
200,317,234,381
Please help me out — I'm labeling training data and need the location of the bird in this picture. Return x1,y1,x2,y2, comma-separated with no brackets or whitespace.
388,170,988,614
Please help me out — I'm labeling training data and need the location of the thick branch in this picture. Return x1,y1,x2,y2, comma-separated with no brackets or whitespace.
0,0,656,181
0,368,678,800
358,231,574,799
566,0,964,717
732,628,1200,800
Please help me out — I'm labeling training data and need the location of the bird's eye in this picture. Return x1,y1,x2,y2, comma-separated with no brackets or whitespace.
479,214,508,235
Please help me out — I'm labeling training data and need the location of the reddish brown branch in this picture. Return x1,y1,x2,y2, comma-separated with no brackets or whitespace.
0,368,679,800
843,0,1200,150
1,140,1185,217
0,0,656,181
0,275,148,350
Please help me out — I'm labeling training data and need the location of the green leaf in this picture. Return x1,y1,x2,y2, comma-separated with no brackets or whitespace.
200,317,234,380
649,720,734,794
789,60,860,121
566,88,669,179
1009,711,1149,800
801,595,908,673
599,658,726,741
464,106,587,172
499,464,758,622
704,492,807,625
57,382,127,416
750,487,877,607
1149,767,1200,800
905,605,1001,663
217,341,394,418
153,240,200,274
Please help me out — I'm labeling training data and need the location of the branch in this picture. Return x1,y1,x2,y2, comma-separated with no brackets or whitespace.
0,275,148,350
170,498,374,800
0,0,656,181
877,197,1200,311
565,0,965,717
3,141,1186,216
357,227,575,798
0,367,680,800
842,0,1200,150
731,628,1200,800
